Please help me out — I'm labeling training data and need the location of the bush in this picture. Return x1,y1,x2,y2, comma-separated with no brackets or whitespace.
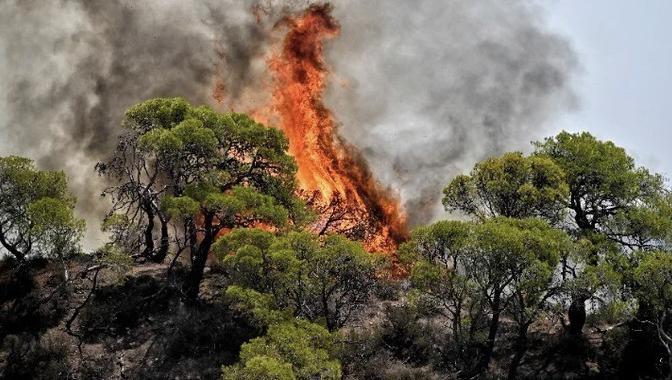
78,274,174,341
133,301,259,380
380,305,432,365
0,270,69,339
0,332,72,379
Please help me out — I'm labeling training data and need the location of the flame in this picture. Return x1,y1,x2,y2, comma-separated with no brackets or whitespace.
214,4,408,253
267,4,407,252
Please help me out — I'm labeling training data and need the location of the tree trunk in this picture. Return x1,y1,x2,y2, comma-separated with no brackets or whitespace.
152,218,169,263
142,201,155,259
0,228,26,263
507,323,530,380
184,245,209,299
322,289,335,332
568,296,587,334
183,214,215,299
476,292,502,374
188,219,198,266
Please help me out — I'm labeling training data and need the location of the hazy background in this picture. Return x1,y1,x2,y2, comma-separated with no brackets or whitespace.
0,0,670,249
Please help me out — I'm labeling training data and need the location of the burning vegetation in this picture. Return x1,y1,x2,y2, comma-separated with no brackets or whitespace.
217,4,409,253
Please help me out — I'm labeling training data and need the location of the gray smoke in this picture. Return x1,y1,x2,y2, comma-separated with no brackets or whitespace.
326,0,578,226
0,0,577,246
0,0,284,247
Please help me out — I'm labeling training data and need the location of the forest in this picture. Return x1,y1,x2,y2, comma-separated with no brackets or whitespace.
2,97,672,379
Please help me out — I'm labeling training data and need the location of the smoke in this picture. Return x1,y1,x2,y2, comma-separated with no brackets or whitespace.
0,0,278,247
0,0,577,246
325,0,578,226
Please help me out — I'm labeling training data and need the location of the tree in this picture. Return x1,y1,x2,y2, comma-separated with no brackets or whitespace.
443,133,671,336
216,230,379,331
100,98,305,298
27,199,86,281
221,320,341,380
634,251,672,380
468,218,568,376
533,131,668,249
442,151,568,224
406,221,486,373
222,281,342,380
408,218,569,377
96,100,178,262
0,156,85,275
533,131,671,333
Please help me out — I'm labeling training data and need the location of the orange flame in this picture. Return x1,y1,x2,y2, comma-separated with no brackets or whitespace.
213,4,408,253
267,4,407,252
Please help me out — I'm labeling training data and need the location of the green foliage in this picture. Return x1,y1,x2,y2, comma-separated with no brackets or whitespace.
223,356,295,380
533,131,669,248
411,218,569,316
564,237,625,299
28,198,85,260
530,131,672,335
160,195,201,220
0,156,85,262
403,220,469,265
123,98,299,207
408,217,571,373
222,320,341,380
93,243,134,283
442,151,568,224
225,286,288,327
533,131,641,206
467,217,567,294
217,230,379,331
101,97,306,296
635,251,672,312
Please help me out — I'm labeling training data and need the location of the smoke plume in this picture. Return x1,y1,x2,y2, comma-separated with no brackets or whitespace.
325,1,578,226
0,0,577,246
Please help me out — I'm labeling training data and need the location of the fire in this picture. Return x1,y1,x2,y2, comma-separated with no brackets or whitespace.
216,4,408,253
268,4,407,252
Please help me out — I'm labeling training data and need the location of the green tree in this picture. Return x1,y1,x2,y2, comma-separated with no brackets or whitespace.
100,98,306,298
406,221,485,373
222,284,341,380
216,230,379,331
533,131,671,333
467,218,568,376
0,156,85,275
409,218,569,377
533,131,668,249
634,251,672,380
96,98,186,262
221,320,341,380
442,151,569,224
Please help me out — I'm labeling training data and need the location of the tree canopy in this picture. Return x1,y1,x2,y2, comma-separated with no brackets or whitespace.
98,98,307,298
216,229,379,332
408,217,570,377
0,156,84,266
442,151,569,224
533,131,670,248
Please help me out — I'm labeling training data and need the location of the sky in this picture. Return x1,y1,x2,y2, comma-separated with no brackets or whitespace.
542,0,672,177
